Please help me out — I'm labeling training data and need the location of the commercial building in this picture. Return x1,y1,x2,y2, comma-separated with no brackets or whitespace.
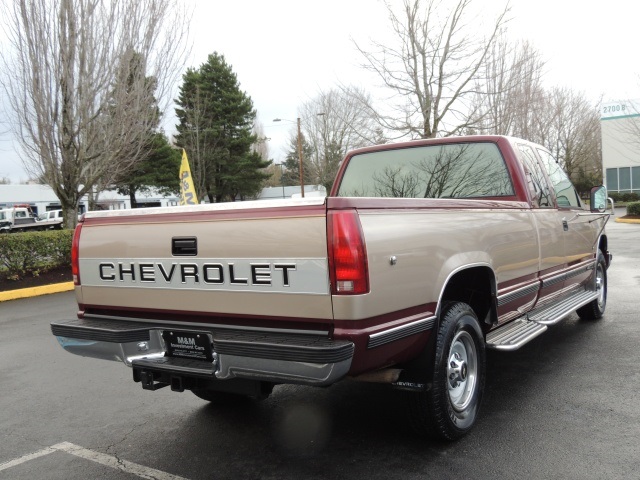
0,184,326,215
0,184,180,215
601,100,640,195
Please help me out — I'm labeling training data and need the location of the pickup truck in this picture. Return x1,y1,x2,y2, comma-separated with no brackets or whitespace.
37,209,65,229
51,135,612,440
0,206,63,233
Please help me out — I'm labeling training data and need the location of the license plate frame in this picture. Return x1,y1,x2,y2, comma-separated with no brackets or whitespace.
162,330,213,362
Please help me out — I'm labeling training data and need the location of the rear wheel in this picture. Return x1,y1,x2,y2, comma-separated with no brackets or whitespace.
408,302,486,441
577,251,607,320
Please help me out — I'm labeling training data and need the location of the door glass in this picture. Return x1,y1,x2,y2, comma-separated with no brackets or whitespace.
517,144,553,208
536,149,581,208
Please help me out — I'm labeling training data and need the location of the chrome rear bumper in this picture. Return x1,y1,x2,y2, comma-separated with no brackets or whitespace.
52,318,353,387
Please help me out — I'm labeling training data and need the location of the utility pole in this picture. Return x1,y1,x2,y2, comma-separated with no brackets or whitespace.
273,114,324,198
297,117,304,198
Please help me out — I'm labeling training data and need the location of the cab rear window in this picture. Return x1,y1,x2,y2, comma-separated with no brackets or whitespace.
337,143,514,198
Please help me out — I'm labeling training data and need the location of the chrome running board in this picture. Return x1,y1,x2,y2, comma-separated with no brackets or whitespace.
528,290,598,325
487,288,597,351
486,319,547,351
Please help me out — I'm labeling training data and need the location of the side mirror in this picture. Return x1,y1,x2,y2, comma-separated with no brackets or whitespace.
590,185,608,213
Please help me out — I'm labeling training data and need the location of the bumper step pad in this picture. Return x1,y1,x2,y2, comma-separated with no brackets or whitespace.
51,318,150,343
132,356,215,377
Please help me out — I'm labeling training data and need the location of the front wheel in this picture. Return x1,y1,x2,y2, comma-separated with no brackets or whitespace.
408,302,486,441
577,251,607,320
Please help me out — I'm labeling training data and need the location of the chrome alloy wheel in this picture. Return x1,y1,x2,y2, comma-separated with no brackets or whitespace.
447,330,478,412
596,263,606,309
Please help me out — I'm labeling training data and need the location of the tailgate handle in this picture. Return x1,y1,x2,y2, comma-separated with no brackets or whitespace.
172,237,197,256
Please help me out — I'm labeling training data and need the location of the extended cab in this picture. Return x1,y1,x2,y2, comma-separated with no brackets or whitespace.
51,136,612,440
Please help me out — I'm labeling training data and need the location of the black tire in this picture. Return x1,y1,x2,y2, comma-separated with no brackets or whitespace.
408,302,486,441
577,251,607,320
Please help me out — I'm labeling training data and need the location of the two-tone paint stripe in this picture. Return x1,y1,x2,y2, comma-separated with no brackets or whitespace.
541,260,594,289
497,282,540,307
367,315,436,349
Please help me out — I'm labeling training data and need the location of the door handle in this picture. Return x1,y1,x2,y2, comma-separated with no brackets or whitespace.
562,218,569,231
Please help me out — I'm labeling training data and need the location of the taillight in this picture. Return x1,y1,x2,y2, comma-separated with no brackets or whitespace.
71,222,83,285
328,209,369,295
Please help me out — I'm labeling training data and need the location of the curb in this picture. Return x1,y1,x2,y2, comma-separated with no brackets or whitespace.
0,282,74,302
615,217,640,224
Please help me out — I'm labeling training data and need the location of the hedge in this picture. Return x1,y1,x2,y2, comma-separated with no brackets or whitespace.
609,192,640,203
627,202,640,216
0,229,73,279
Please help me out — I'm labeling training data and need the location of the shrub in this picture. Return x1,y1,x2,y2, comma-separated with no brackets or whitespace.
623,192,640,202
608,192,622,203
0,229,73,279
609,192,640,203
627,201,640,216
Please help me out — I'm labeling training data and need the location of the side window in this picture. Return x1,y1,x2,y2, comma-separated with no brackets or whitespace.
517,144,552,208
15,210,27,218
537,149,581,208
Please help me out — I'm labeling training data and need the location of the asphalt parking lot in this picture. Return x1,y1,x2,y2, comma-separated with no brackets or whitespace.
1,219,639,479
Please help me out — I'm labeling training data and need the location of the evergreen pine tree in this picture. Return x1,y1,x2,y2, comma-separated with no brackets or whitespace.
174,53,270,202
282,133,315,187
114,133,181,207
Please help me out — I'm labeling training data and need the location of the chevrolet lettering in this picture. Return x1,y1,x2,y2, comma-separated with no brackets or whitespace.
80,258,327,294
95,261,297,286
51,136,612,441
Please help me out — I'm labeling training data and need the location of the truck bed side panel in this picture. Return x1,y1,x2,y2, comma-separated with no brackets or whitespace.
332,205,540,321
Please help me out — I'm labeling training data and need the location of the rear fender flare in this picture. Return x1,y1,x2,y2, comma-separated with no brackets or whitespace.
435,260,498,329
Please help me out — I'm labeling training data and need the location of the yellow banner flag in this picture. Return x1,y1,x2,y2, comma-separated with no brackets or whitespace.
179,149,198,205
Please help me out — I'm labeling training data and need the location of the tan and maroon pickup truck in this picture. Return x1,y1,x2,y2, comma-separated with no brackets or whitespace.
52,135,612,440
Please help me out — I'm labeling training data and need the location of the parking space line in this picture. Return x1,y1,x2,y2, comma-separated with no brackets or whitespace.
0,442,189,480
0,446,58,472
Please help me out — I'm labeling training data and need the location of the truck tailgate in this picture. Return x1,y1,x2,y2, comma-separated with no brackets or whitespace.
76,199,333,322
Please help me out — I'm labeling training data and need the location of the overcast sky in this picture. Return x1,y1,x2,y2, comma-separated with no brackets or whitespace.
1,0,637,182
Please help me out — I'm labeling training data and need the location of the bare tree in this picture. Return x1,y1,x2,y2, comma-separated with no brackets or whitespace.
262,163,285,189
0,0,189,227
472,38,601,190
354,0,509,139
252,120,270,161
175,85,219,202
297,86,382,190
543,88,602,180
473,37,546,138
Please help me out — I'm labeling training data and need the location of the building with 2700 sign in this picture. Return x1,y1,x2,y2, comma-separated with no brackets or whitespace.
601,99,640,195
